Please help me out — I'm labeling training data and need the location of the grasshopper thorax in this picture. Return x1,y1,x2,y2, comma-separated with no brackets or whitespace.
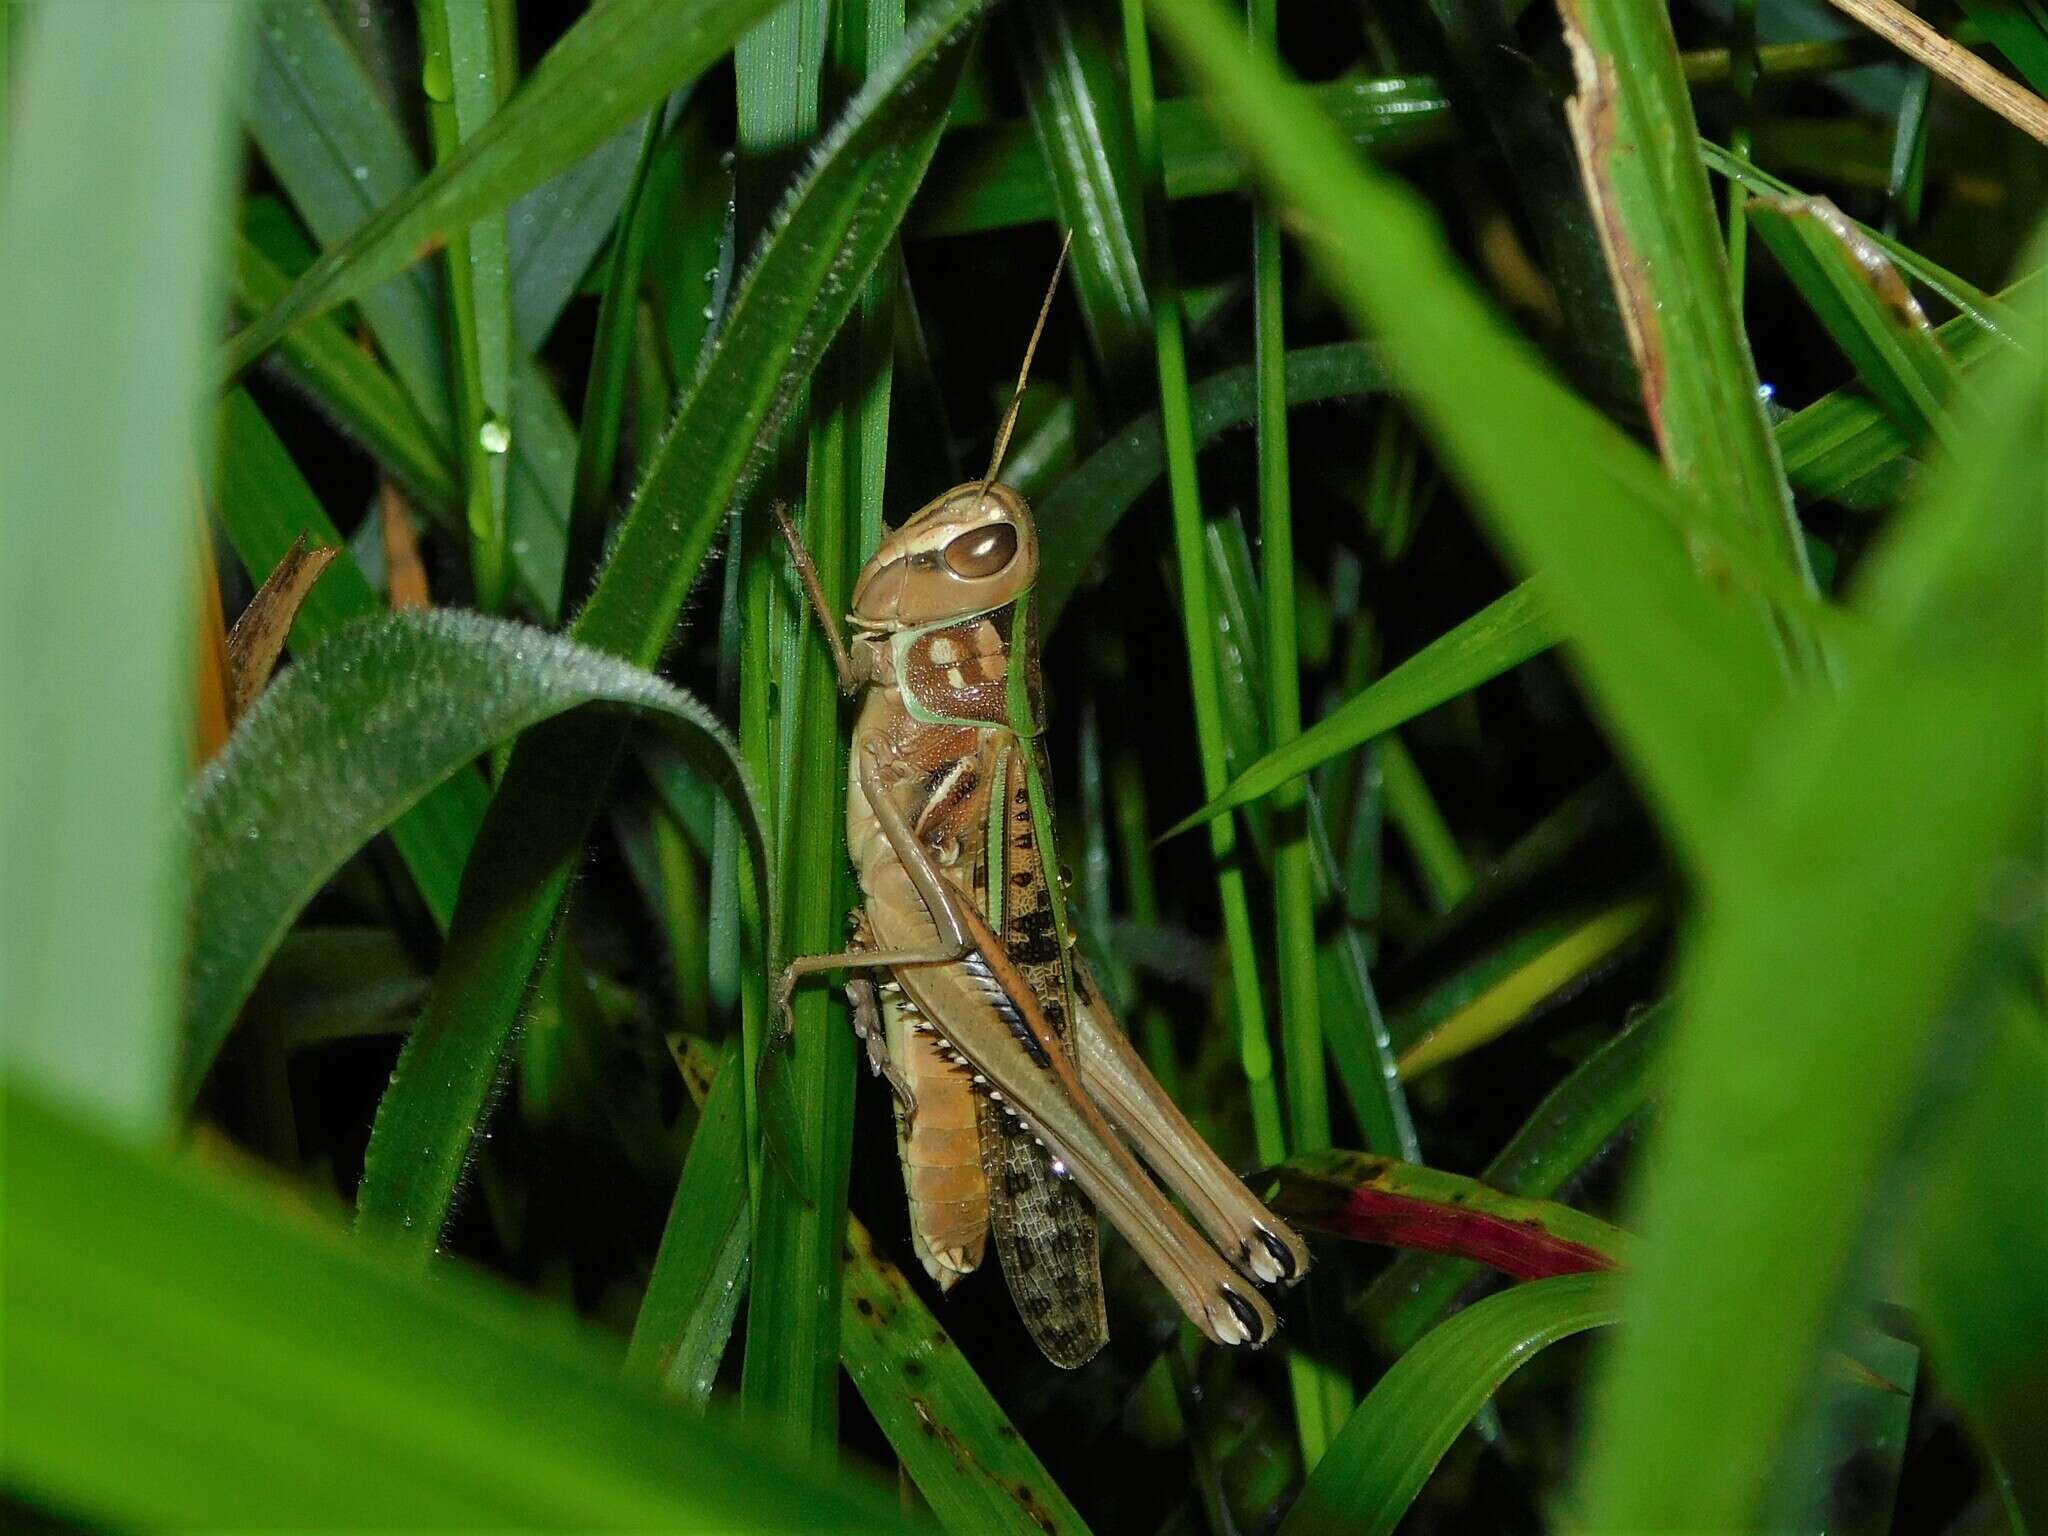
850,481,1038,631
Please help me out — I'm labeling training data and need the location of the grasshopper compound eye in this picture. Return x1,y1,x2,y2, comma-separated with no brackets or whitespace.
943,522,1018,579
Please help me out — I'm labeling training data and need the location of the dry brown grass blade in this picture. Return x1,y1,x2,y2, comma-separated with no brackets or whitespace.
380,480,433,612
224,533,339,721
1824,0,2048,145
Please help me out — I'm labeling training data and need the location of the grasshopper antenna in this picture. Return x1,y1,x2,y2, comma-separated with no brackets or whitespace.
977,230,1072,501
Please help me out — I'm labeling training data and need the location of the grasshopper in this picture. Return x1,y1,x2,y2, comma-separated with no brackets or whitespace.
776,248,1307,1365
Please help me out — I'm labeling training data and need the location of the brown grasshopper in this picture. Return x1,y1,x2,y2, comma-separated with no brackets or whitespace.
776,249,1307,1365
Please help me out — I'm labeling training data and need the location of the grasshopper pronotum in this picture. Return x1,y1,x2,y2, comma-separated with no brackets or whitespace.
776,244,1308,1365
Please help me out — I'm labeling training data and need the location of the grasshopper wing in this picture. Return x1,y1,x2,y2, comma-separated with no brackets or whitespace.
980,1090,1108,1368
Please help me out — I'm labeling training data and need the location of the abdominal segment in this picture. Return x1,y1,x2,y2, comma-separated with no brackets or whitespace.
882,981,990,1287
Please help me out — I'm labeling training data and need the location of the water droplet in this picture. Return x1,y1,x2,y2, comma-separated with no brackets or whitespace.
422,54,454,103
478,417,511,455
351,164,369,183
701,305,715,321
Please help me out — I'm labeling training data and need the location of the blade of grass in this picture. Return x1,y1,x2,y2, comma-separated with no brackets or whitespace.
1049,255,2026,671
1377,737,1469,912
843,1217,1092,1536
223,0,788,381
233,236,458,516
1778,268,2043,502
1269,1151,1635,1274
181,612,764,1101
1249,0,1327,1162
626,1039,751,1405
419,0,514,611
1883,65,1933,237
244,0,454,440
561,106,667,614
1,1085,908,1531
1957,0,2048,95
735,0,901,1451
1421,0,1640,412
1823,0,2048,144
1579,265,2045,1532
1145,0,1783,875
1365,1001,1668,1356
1039,341,1388,630
1250,0,1347,1459
1394,894,1662,1077
1277,1274,1628,1536
353,0,986,1256
213,391,486,928
916,75,1453,238
1555,0,1824,675
1726,0,1759,299
1700,139,2022,338
509,122,644,347
1012,0,1151,388
1748,194,1967,453
241,2,575,619
1165,579,1557,837
1118,0,1283,1173
1916,993,2048,1527
0,3,244,1136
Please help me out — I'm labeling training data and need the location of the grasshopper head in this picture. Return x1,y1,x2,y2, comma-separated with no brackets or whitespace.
850,481,1038,629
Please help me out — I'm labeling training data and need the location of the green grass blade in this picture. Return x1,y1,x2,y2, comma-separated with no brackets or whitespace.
223,0,787,381
1957,0,2048,95
1748,194,1966,453
355,0,986,1256
1699,139,2021,338
420,0,515,611
0,3,245,1137
562,107,667,614
1165,579,1558,837
1422,0,1640,412
1039,341,1388,630
915,76,1453,238
241,0,573,619
1376,738,1469,911
0,1084,908,1531
182,612,763,1105
1145,0,1782,873
1579,273,2046,1533
1392,894,1661,1076
1916,996,2048,1527
626,1040,752,1404
233,235,458,516
244,0,454,438
1364,1002,1668,1356
1119,0,1284,1175
1013,0,1151,384
1251,0,1347,1454
213,390,486,928
730,0,831,1246
574,0,981,666
1777,269,2043,503
1277,1274,1628,1536
1251,0,1324,1162
736,0,907,1451
509,123,643,347
843,1218,1092,1536
1554,0,1822,672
